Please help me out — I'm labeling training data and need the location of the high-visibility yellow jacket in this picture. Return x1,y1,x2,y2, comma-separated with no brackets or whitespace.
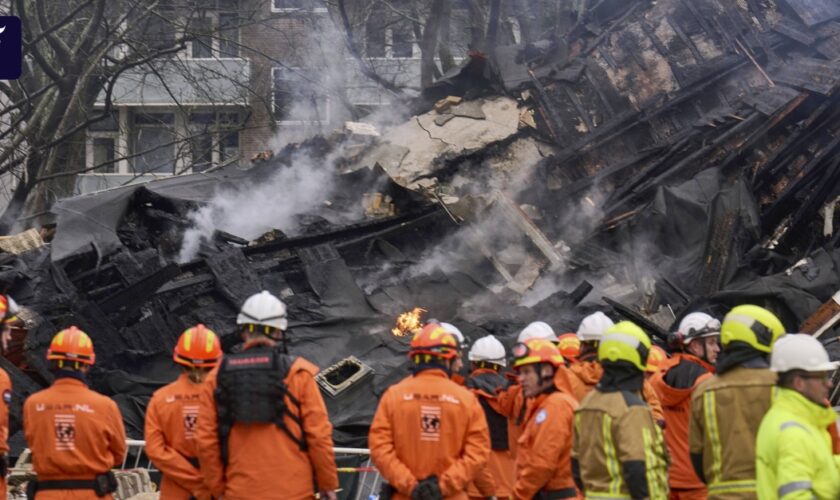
756,388,840,500
572,389,669,499
688,366,776,499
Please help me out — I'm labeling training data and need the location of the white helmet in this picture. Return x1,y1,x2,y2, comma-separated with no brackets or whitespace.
577,312,614,342
771,334,840,372
440,322,465,347
468,335,507,366
517,321,557,343
678,312,721,344
237,291,288,331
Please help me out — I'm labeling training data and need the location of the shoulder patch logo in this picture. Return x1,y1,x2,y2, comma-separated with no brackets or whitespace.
535,409,547,424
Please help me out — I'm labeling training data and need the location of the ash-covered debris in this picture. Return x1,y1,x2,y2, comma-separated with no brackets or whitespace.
5,0,840,451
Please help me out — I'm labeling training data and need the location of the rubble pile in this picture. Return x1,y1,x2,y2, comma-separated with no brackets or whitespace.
4,0,840,459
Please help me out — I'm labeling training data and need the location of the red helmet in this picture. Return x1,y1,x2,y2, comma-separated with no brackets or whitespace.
47,326,95,365
512,339,565,369
556,333,581,363
409,323,459,360
646,345,669,373
174,324,222,368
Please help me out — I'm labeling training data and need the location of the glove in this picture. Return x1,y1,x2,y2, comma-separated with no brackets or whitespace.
411,475,443,500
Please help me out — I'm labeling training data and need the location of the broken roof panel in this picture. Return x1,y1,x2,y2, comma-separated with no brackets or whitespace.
771,56,840,94
743,85,803,115
783,0,840,27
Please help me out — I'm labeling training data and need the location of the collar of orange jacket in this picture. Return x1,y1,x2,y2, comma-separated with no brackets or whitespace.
674,352,714,373
53,376,86,388
415,368,449,379
570,360,603,384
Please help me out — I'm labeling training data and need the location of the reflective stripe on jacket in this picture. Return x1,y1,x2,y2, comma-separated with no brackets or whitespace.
568,360,665,423
572,389,669,499
688,366,776,499
756,388,840,500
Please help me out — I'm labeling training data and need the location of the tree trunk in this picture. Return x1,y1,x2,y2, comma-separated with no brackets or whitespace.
512,0,538,44
464,0,487,51
0,159,35,234
486,0,501,52
437,0,456,74
420,0,446,88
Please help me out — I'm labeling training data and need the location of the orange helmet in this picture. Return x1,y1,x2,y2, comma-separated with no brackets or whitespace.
0,295,20,324
646,345,669,373
556,333,581,362
512,339,565,369
409,323,459,360
47,326,95,365
174,324,222,368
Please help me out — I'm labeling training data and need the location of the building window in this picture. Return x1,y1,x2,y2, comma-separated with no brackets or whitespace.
272,68,329,123
219,12,240,57
191,17,214,58
364,20,414,58
188,4,240,59
131,113,176,174
272,0,327,13
366,21,386,58
86,111,121,173
189,112,240,172
92,138,117,173
392,25,414,58
141,1,177,50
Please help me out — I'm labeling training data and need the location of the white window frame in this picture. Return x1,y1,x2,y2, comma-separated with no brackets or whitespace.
85,109,128,174
365,25,418,60
271,67,330,125
186,11,241,60
187,111,241,173
129,110,181,175
271,0,327,14
85,134,120,174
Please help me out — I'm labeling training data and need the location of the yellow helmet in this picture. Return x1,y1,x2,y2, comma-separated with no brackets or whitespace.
598,321,651,372
720,305,785,354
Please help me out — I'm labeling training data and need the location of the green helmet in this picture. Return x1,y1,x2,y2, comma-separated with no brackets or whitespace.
720,305,785,354
598,321,651,372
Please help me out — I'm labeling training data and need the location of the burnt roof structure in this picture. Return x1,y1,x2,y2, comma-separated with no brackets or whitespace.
4,0,840,461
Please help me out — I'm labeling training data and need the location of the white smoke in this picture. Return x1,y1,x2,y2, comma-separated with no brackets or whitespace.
177,153,335,263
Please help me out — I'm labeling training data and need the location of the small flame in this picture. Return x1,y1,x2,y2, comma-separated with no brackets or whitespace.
392,307,427,337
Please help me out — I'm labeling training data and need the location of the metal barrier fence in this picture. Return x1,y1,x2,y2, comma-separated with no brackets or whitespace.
119,441,382,500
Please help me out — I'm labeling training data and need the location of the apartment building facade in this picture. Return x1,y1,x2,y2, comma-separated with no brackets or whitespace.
79,0,475,193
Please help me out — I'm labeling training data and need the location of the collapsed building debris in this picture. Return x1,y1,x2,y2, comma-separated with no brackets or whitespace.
4,1,840,479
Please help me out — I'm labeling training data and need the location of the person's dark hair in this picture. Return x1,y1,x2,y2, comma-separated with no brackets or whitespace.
777,369,806,388
49,359,87,372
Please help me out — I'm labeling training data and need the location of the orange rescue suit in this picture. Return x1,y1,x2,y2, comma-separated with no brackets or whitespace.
144,373,210,500
0,367,10,499
369,368,491,499
567,360,664,422
196,355,338,500
23,377,127,500
465,368,515,498
497,382,527,455
649,353,713,497
514,384,580,499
